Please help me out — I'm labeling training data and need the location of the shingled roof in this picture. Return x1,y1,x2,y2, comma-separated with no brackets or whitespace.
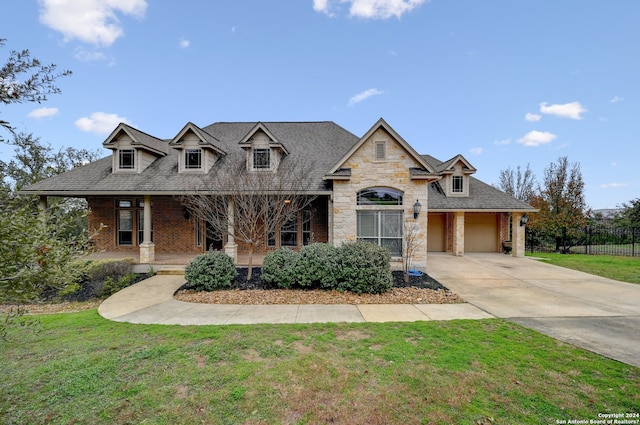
22,121,359,196
422,155,536,212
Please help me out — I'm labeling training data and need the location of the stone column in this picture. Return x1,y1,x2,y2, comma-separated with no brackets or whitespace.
512,212,526,258
327,195,334,246
452,211,465,256
139,195,155,264
224,196,238,263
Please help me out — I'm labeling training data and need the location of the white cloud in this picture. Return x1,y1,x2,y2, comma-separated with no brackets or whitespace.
539,101,587,120
469,147,483,155
610,96,624,103
599,182,628,189
75,112,130,134
74,48,108,62
348,88,384,106
525,113,541,122
179,38,190,48
314,0,427,19
38,0,148,47
517,130,557,147
28,107,59,119
493,138,511,146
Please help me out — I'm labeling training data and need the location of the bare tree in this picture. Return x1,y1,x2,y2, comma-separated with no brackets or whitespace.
401,222,422,282
497,163,536,203
181,154,317,280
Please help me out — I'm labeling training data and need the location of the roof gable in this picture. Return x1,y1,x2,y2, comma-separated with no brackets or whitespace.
169,122,227,155
437,154,476,174
102,123,168,157
326,117,438,178
238,122,289,155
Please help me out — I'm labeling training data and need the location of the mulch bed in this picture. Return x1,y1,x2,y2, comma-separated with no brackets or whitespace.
175,268,464,305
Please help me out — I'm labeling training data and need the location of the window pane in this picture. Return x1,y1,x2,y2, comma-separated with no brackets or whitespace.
118,199,132,208
253,149,270,169
119,150,135,169
119,210,133,231
453,176,464,193
381,211,402,238
185,149,202,169
357,211,378,237
381,238,402,257
357,187,403,205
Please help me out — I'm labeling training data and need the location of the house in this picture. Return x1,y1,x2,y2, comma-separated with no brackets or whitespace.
22,118,536,268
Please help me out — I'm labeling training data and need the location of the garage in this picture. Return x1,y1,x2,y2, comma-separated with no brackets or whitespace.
464,213,498,252
427,213,446,252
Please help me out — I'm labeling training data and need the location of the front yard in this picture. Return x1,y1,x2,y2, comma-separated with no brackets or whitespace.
2,310,638,424
528,253,640,284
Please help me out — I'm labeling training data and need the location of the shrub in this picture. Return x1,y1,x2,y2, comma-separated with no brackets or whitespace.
100,273,138,297
262,248,300,289
337,241,393,294
184,251,237,291
296,243,340,289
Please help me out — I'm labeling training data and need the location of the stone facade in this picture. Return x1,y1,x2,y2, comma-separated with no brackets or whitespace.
331,127,429,269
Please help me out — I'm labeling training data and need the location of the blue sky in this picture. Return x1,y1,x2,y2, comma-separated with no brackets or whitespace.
2,0,638,209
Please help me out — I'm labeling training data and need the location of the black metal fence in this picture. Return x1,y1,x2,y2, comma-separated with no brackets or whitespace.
526,225,640,257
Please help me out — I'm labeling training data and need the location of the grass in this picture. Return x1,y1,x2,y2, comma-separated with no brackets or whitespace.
2,310,639,424
528,252,640,284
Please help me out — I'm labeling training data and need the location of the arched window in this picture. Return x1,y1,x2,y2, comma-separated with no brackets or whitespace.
357,187,403,206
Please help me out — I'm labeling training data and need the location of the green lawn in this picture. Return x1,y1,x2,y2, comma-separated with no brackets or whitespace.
2,310,638,424
528,252,640,284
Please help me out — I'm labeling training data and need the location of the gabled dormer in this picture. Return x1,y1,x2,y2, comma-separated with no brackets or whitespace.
169,122,226,173
103,123,168,174
437,154,476,197
238,122,289,171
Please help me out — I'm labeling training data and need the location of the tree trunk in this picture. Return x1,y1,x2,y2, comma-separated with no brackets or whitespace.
246,244,254,281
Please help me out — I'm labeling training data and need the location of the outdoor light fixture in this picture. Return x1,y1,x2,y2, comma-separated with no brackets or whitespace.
520,213,529,227
183,207,191,220
413,200,422,219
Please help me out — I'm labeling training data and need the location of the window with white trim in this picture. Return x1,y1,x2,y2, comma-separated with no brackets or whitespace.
185,149,202,169
118,149,135,170
452,175,464,193
357,210,403,257
253,149,270,170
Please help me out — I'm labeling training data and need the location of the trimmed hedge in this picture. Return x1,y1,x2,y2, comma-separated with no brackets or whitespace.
296,243,340,289
262,248,300,289
262,241,393,294
336,241,393,294
184,251,237,291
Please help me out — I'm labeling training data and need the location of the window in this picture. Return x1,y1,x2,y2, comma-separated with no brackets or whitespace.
119,149,135,170
357,210,403,256
137,209,153,244
357,188,403,206
302,210,312,245
280,215,298,247
185,149,202,169
253,149,270,169
118,208,133,245
452,175,464,193
375,141,385,160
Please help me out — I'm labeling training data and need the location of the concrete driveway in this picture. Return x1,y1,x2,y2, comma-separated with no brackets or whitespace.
427,253,640,368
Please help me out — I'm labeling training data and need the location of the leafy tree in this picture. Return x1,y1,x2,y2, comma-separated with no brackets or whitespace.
1,38,71,141
529,156,589,252
496,163,536,203
615,198,640,227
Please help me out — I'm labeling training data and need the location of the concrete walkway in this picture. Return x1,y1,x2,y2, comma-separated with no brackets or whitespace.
98,273,493,325
427,253,640,368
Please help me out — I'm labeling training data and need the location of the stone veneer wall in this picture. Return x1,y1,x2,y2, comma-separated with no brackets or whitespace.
331,127,429,269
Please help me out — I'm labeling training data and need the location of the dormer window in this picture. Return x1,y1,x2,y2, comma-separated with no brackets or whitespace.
119,149,135,170
452,175,464,193
253,148,271,170
185,149,202,170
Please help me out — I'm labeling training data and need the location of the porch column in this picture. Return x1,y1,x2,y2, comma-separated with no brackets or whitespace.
452,211,465,256
512,212,526,258
224,196,238,263
139,195,155,264
328,194,334,246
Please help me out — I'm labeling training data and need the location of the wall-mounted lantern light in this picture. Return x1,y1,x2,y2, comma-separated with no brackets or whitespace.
183,207,191,220
413,200,422,220
520,213,529,227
